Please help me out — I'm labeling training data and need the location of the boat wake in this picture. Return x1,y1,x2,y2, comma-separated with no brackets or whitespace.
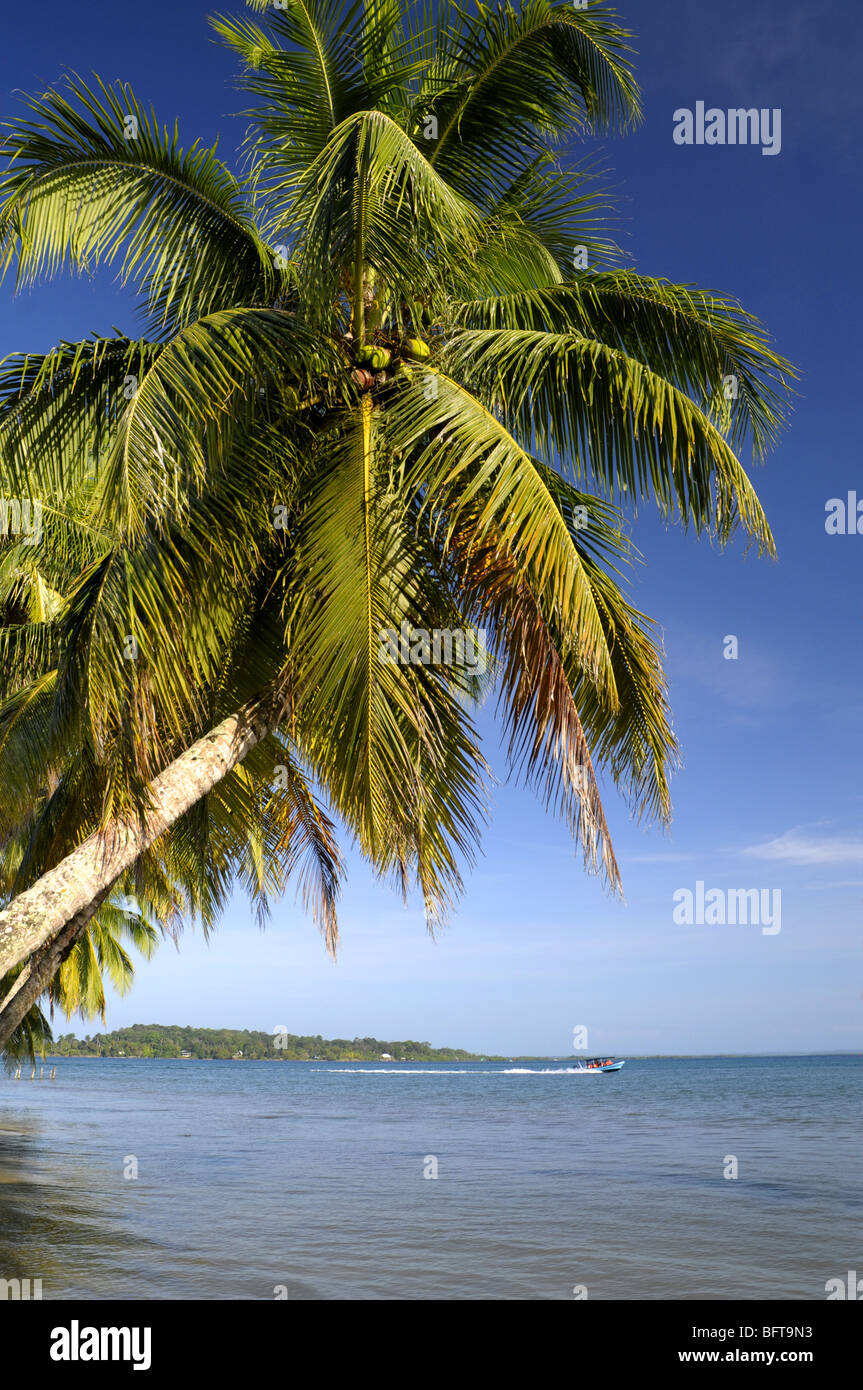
503,1067,604,1075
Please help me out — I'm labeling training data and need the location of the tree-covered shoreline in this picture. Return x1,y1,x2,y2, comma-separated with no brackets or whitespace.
50,1024,488,1061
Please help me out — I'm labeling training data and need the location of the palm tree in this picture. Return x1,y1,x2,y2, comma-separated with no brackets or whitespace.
0,0,793,1053
1,893,159,1067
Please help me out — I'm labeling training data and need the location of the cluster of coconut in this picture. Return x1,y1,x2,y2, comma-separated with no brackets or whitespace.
351,336,430,391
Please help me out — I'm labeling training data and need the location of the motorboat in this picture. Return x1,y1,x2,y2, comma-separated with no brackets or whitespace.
577,1057,625,1073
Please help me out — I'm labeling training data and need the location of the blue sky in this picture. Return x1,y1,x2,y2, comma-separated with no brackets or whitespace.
2,0,862,1054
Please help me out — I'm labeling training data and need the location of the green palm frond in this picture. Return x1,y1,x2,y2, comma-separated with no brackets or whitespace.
387,364,619,698
258,749,344,952
452,511,621,887
452,272,795,459
1,1002,52,1068
0,671,60,833
533,463,677,823
0,73,274,328
282,107,481,324
475,152,622,286
0,619,59,696
0,335,161,500
85,307,330,538
445,326,777,549
291,395,487,923
215,0,427,199
423,0,641,204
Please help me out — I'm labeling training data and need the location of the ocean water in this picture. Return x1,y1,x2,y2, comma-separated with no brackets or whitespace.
0,1055,859,1300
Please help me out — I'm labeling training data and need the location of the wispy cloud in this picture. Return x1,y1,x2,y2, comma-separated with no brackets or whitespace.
742,829,863,866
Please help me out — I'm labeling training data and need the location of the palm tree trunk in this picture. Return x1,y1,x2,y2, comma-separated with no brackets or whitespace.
0,687,285,986
0,890,111,1046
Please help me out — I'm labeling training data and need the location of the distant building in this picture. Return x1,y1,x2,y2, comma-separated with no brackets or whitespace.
380,1053,393,1061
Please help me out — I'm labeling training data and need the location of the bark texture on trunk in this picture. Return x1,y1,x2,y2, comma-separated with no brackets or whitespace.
0,690,281,982
0,890,109,1047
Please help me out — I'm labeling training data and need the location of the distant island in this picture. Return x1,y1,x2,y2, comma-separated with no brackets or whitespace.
50,1024,489,1062
39,1033,858,1062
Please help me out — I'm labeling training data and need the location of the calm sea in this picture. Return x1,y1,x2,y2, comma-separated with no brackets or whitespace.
0,1055,859,1300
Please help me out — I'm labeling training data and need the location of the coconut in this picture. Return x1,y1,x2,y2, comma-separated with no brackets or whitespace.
404,338,430,360
355,345,391,370
352,367,375,390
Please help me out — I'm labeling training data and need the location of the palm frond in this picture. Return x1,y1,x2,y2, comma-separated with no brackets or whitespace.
445,327,777,550
423,0,641,205
0,73,273,329
452,273,795,460
290,396,488,925
386,364,619,698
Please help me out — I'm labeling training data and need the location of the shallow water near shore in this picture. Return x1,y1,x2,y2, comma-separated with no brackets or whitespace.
1,1055,859,1300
